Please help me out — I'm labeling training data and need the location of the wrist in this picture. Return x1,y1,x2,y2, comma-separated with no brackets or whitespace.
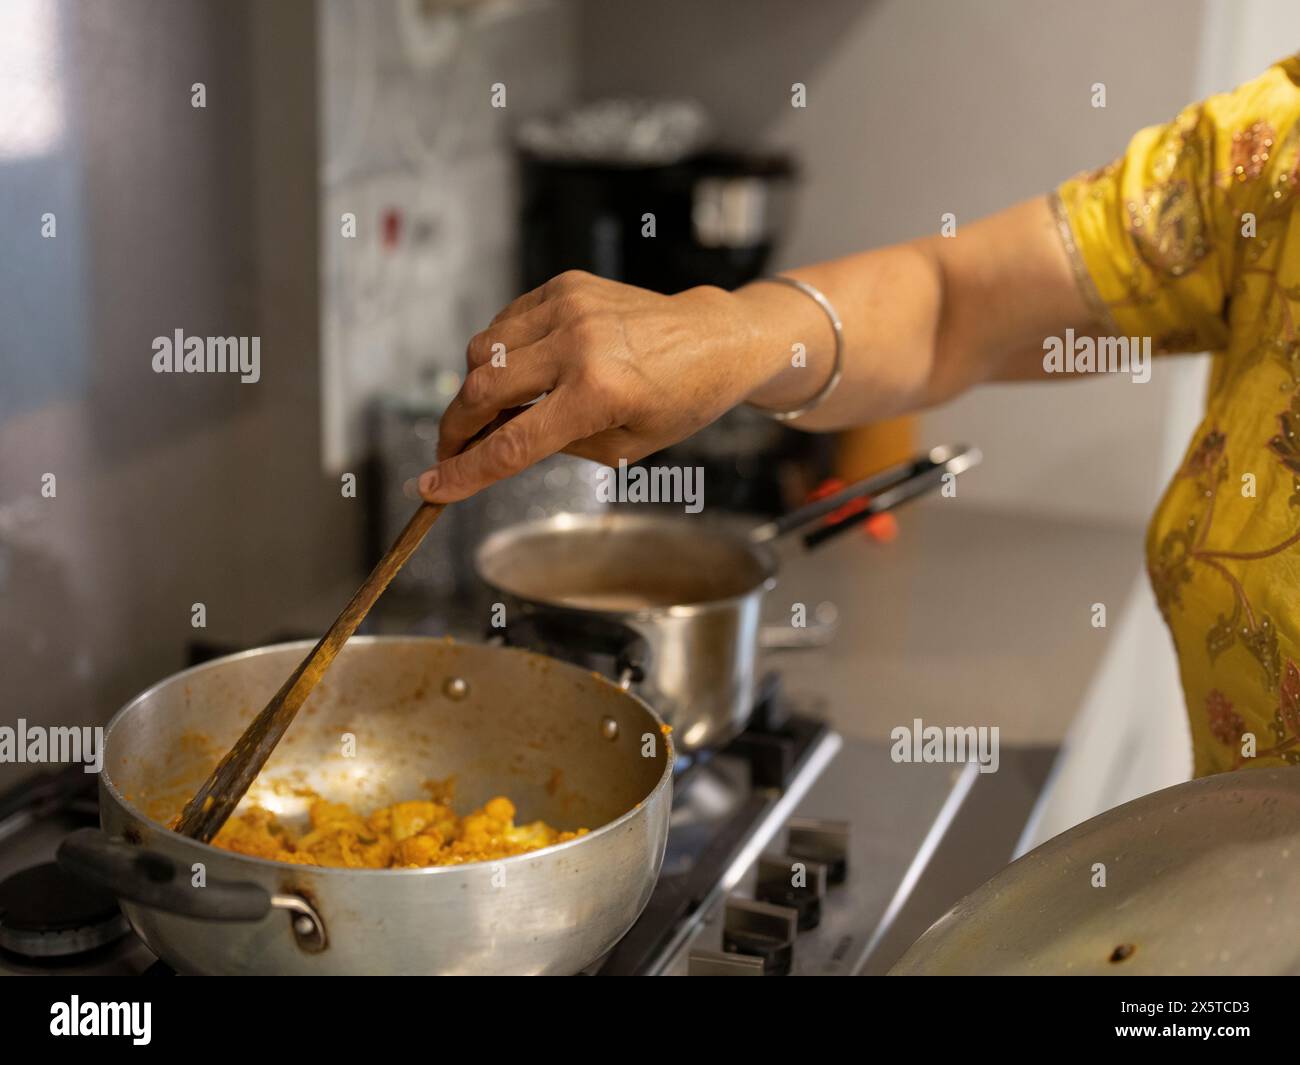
673,284,787,397
730,278,838,412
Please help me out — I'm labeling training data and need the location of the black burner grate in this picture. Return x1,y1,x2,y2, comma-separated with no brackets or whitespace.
594,682,830,976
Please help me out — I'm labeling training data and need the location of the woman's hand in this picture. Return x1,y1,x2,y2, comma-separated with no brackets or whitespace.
419,271,788,503
417,197,1096,503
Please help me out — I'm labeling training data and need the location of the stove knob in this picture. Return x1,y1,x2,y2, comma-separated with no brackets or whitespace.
755,852,828,930
721,897,798,976
687,949,764,976
787,817,850,884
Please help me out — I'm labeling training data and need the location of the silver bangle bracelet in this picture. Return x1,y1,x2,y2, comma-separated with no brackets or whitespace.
745,275,845,423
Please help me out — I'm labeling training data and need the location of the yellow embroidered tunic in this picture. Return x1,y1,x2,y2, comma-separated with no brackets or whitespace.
1053,54,1300,776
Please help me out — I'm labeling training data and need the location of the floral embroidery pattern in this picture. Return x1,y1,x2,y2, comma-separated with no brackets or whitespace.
1267,390,1300,506
1227,121,1275,183
1126,179,1209,278
1206,689,1244,746
1150,393,1300,768
1273,661,1300,759
1211,662,1300,768
1149,421,1292,694
1120,110,1212,280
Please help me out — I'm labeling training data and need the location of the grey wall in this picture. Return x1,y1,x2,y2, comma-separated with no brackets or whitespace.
0,0,361,790
578,0,1211,525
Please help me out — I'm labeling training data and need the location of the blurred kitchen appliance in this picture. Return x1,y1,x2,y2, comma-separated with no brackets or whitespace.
516,98,800,293
519,147,796,294
370,394,606,616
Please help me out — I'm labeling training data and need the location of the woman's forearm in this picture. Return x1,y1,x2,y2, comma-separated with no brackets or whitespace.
735,196,1094,431
735,243,947,430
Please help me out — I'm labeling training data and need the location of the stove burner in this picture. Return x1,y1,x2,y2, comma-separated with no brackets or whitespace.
594,694,833,975
0,861,130,959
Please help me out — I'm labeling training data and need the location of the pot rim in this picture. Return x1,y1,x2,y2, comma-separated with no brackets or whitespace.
100,636,675,879
474,510,780,617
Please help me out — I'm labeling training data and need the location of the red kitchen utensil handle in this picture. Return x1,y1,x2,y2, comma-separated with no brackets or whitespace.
749,444,981,549
802,448,978,549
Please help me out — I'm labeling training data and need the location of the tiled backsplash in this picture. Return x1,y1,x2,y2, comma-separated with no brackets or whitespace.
317,0,578,471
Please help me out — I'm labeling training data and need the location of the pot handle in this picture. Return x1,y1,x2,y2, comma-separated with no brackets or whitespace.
749,444,982,551
497,608,650,689
58,827,272,922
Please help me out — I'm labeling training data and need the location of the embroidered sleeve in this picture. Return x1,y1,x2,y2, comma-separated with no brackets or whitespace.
1051,54,1300,355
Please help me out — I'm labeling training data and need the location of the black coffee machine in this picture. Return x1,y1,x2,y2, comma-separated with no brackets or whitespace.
520,149,795,294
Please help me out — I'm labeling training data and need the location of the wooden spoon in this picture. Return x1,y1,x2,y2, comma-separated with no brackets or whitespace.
174,417,505,843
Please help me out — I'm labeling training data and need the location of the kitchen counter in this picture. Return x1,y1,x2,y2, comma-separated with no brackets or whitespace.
761,500,1147,746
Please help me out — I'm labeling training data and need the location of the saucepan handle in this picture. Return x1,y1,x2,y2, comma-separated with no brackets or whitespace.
749,444,982,551
498,608,650,689
58,827,272,922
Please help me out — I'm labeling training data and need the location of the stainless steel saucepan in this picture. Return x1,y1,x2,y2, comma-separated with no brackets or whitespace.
58,636,673,975
475,444,981,752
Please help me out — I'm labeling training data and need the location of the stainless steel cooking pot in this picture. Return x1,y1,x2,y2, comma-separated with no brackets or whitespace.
475,445,980,751
58,636,673,975
890,765,1300,975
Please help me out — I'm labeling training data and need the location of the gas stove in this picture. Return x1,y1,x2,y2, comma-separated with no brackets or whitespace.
0,769,158,975
0,648,1055,976
596,691,1056,975
595,675,844,975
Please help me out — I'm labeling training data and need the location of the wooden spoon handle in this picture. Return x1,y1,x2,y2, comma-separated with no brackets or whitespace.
173,408,521,843
173,501,447,841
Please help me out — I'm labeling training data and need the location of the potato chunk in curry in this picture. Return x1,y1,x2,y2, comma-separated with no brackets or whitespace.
210,791,586,869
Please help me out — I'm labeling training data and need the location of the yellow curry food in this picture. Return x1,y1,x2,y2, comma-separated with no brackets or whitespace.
209,785,586,869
